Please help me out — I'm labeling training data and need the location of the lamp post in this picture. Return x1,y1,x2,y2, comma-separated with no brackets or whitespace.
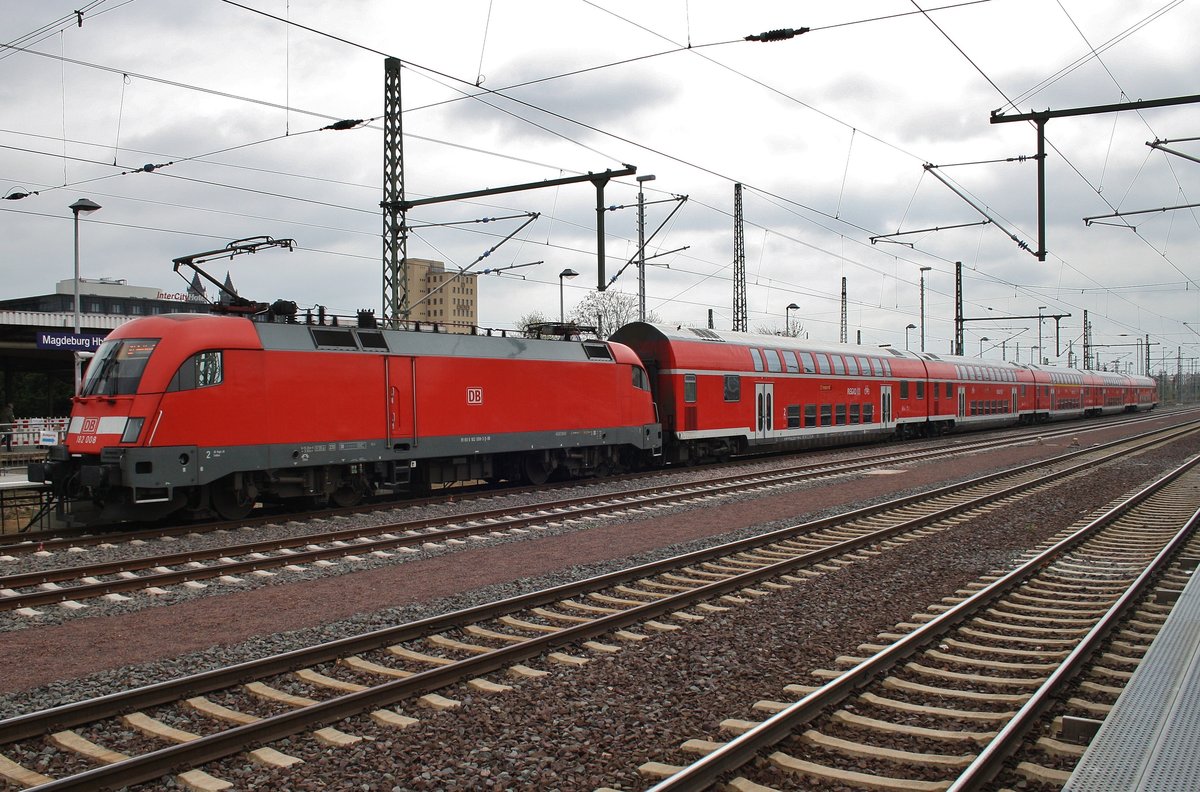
785,303,799,335
636,174,655,322
919,266,931,351
905,323,916,350
979,336,990,357
1037,306,1046,363
558,268,578,325
69,198,101,394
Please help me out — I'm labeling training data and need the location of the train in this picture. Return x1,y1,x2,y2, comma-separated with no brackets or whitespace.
30,314,1157,526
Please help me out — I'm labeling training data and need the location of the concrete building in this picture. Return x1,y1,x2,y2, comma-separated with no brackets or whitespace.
401,258,478,333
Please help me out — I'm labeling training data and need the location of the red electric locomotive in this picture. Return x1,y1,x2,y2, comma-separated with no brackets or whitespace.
33,314,662,524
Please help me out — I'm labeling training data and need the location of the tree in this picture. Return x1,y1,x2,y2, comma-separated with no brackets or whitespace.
516,310,549,338
753,320,807,338
567,289,659,338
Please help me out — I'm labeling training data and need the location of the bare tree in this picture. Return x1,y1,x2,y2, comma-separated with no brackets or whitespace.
516,310,549,337
567,290,660,337
753,320,807,338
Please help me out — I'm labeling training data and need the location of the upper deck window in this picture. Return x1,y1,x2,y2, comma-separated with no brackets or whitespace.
749,348,764,372
81,338,158,396
765,350,782,373
782,350,800,373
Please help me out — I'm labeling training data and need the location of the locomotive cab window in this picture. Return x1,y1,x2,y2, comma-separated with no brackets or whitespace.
631,366,649,391
684,374,697,403
80,338,159,397
168,351,224,392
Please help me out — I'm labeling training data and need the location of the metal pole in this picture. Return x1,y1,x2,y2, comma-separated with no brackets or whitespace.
636,174,655,322
919,266,930,352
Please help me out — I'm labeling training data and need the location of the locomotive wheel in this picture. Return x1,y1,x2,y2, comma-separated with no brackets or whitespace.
331,477,365,508
522,453,551,485
210,476,255,520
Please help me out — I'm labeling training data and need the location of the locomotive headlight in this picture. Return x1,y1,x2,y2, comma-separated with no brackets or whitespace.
121,417,145,443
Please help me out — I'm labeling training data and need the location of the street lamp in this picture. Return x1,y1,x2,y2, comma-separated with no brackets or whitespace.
558,268,578,324
979,336,990,357
919,266,931,351
636,174,655,322
70,197,101,394
905,323,916,350
785,303,799,335
1037,306,1046,362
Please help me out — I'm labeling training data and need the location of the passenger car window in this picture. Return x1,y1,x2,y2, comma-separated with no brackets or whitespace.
782,350,800,373
765,350,782,373
749,348,764,372
724,375,740,402
799,352,815,373
684,374,697,403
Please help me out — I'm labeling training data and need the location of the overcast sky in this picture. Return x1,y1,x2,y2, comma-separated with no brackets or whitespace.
2,0,1199,372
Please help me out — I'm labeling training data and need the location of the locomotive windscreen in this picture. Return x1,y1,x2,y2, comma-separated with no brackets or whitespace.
80,338,159,396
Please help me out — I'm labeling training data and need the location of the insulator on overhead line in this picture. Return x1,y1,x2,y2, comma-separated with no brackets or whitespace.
745,27,809,42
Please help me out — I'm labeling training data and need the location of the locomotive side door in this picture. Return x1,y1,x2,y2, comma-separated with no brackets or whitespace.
385,356,415,448
754,383,774,441
880,385,893,428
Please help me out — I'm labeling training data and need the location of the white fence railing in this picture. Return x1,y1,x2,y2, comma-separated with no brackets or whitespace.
2,417,68,448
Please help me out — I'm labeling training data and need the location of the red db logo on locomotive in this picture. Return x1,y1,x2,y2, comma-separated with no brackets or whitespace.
466,387,483,405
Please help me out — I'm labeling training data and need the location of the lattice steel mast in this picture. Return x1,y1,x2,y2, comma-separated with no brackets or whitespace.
382,57,407,326
732,183,747,332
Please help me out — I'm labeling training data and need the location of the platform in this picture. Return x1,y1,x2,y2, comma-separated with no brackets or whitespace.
1063,556,1200,791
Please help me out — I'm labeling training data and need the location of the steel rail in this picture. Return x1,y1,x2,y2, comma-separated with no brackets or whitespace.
5,414,1194,606
3,408,1179,553
644,453,1200,792
3,420,1192,739
3,425,1194,791
7,418,1188,611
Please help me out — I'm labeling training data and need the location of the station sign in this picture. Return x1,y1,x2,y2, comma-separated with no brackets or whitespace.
36,332,108,352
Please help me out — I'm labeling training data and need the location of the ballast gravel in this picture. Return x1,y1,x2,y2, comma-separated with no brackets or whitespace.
0,412,1195,792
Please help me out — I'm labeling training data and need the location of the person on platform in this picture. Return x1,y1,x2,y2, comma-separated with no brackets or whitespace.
1,403,13,452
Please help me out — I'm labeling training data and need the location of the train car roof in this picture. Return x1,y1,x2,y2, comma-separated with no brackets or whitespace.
611,322,923,362
110,313,642,366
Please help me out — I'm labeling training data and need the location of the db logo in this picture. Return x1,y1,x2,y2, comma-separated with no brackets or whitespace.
466,387,483,405
81,417,100,433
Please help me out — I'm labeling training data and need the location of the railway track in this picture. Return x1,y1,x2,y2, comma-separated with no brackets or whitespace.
2,408,1179,552
636,452,1200,791
0,420,1194,790
1,414,1192,617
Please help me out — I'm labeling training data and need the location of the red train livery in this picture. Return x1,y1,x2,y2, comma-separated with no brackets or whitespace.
34,314,661,523
33,317,1157,525
609,323,1157,463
